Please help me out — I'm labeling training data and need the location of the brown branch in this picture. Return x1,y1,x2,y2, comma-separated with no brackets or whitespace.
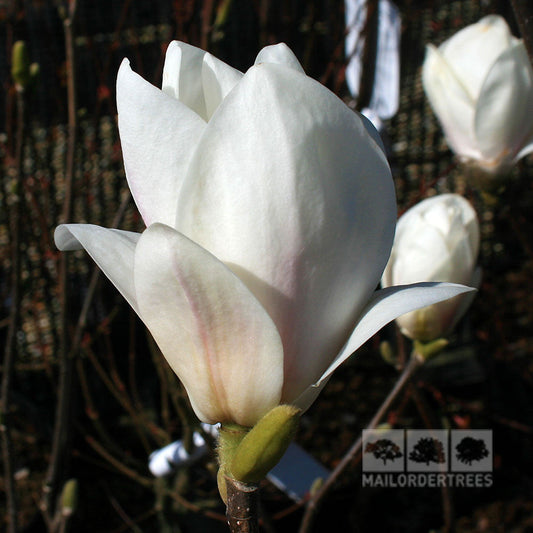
43,1,78,524
1,78,25,533
511,0,533,68
225,477,260,533
299,354,423,533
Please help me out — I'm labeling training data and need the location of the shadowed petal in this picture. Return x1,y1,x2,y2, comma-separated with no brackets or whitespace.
294,282,475,411
162,41,209,119
202,53,243,119
133,223,284,426
475,41,533,167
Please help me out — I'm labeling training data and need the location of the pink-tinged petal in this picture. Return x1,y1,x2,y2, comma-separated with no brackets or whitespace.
294,282,476,410
422,45,481,160
162,41,209,120
176,62,395,403
202,53,243,119
254,43,305,72
133,223,284,426
117,59,206,227
475,41,533,169
54,224,141,314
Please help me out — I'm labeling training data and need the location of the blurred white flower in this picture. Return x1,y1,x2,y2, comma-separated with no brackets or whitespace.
344,0,401,131
55,42,472,427
382,194,480,341
423,15,533,175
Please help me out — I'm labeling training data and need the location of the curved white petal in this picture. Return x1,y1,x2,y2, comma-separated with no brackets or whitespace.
162,41,208,120
448,266,482,333
475,41,533,169
439,15,513,101
422,45,480,160
54,224,141,314
133,223,284,427
176,62,395,403
117,59,206,227
254,43,305,73
311,282,475,390
202,53,243,119
359,112,387,154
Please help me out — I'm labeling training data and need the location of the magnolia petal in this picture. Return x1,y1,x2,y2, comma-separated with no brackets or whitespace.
448,266,482,333
422,45,480,160
54,224,141,314
177,62,395,403
309,282,475,391
389,222,451,283
439,15,513,101
359,112,387,154
475,41,533,168
133,223,284,427
202,53,243,120
254,43,305,73
162,41,208,120
117,59,206,227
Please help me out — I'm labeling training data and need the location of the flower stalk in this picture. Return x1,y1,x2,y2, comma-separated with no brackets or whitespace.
225,477,260,533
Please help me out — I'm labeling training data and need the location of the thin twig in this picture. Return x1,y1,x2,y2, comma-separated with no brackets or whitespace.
410,386,454,532
43,1,78,524
511,0,533,67
299,354,423,533
1,79,25,533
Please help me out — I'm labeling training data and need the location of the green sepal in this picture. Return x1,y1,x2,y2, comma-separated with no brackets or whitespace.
414,338,449,362
229,404,301,484
217,424,249,503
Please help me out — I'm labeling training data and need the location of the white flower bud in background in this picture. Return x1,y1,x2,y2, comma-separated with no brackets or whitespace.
422,15,533,175
382,194,480,341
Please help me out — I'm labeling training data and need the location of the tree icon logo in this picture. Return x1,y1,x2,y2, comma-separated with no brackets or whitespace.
407,430,448,472
455,437,489,466
364,439,403,465
409,437,446,466
362,429,404,471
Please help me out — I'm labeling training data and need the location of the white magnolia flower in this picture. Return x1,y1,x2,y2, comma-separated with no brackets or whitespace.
55,42,472,427
382,194,480,341
422,15,533,174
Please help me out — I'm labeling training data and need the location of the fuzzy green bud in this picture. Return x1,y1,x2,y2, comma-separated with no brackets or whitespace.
229,404,301,484
379,340,396,366
60,478,78,517
11,41,31,90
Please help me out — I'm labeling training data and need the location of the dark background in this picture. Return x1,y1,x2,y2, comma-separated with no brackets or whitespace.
1,1,532,531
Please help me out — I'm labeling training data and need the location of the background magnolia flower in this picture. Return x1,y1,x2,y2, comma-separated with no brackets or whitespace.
382,194,480,341
422,15,533,175
55,41,472,427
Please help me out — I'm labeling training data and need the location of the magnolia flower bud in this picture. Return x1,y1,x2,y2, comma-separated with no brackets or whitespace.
422,15,533,175
382,194,480,341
